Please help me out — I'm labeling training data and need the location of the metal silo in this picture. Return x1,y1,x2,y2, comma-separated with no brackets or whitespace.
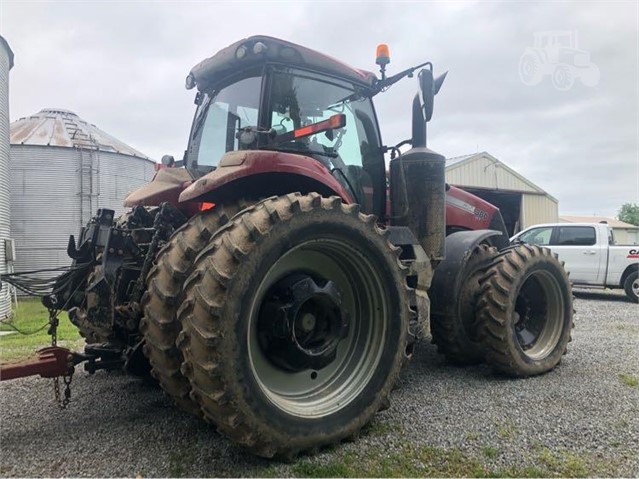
0,36,14,319
9,109,156,278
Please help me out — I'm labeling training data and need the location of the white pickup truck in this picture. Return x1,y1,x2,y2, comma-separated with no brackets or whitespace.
511,223,639,302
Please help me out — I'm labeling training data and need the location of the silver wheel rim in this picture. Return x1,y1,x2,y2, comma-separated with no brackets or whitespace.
632,278,639,297
247,239,389,418
514,270,565,360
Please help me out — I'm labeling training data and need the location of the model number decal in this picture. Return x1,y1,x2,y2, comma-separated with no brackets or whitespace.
446,196,488,221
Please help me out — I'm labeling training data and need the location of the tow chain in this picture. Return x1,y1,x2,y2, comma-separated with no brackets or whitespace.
47,304,73,409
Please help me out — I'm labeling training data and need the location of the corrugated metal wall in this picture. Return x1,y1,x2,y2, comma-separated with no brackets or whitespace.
0,37,12,319
446,155,538,193
521,194,558,228
10,145,155,275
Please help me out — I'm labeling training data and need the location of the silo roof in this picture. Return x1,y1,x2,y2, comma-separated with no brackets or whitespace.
0,35,13,70
10,108,151,159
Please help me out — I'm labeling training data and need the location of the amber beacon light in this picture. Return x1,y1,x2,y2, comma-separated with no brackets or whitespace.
376,44,390,81
376,44,391,66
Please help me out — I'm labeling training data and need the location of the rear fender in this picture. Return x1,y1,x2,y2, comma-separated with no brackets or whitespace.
430,229,504,316
179,150,353,204
123,167,193,208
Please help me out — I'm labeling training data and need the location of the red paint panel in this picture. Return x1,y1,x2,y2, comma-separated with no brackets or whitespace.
445,185,498,230
179,151,353,203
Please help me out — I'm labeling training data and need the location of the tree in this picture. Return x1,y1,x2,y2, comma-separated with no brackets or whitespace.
618,203,639,226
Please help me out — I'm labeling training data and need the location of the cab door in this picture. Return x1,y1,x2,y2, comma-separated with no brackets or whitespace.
550,226,603,284
266,67,386,217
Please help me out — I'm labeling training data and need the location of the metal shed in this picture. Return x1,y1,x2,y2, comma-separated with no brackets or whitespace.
9,109,156,277
446,152,558,236
0,35,14,319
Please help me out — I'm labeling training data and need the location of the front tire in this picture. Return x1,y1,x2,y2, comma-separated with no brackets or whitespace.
624,271,638,303
476,244,574,377
177,193,411,457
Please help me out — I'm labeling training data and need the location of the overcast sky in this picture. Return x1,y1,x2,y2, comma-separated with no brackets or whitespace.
1,1,637,217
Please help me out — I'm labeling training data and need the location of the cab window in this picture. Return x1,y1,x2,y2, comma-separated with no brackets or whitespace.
192,75,262,169
267,69,384,214
555,226,596,246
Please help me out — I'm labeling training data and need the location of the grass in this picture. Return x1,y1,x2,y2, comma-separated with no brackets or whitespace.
0,298,82,362
618,373,639,388
362,419,402,437
287,442,609,478
465,431,480,441
496,419,517,439
481,446,499,459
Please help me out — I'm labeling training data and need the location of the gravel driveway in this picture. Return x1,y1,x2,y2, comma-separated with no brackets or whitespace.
1,290,637,477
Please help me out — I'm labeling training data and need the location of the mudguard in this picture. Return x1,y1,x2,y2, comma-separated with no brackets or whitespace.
429,229,506,316
178,150,353,203
123,168,193,208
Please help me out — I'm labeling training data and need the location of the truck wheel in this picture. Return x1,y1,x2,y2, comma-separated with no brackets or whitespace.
476,244,574,377
140,201,250,416
623,271,638,303
430,244,497,365
177,193,411,458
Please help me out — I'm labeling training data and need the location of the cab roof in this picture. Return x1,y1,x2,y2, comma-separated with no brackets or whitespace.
189,35,378,93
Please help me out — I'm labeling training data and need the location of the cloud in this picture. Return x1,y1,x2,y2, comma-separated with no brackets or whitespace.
1,0,637,217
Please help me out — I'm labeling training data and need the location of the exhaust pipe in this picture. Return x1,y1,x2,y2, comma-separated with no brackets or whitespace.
389,69,447,262
389,146,446,262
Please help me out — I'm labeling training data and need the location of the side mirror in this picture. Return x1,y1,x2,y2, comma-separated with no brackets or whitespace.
161,155,176,167
419,69,448,122
419,69,435,122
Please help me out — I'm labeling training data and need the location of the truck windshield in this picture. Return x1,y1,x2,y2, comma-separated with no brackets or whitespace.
191,75,262,169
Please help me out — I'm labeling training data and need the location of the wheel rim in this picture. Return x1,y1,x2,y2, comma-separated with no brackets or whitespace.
513,270,565,360
632,278,639,297
248,239,389,418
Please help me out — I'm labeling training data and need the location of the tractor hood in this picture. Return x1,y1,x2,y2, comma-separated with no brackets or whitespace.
187,35,377,93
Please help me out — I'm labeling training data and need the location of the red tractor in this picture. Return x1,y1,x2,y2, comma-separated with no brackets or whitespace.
1,36,573,458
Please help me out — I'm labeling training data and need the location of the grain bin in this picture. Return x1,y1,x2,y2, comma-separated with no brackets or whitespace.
0,36,14,319
9,109,156,277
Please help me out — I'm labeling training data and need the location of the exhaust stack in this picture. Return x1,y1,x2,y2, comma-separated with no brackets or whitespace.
390,67,447,262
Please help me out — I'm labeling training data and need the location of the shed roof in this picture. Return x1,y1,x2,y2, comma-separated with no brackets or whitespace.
559,215,639,229
446,151,556,200
10,108,151,160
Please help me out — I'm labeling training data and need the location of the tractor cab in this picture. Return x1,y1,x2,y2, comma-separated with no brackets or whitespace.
181,36,387,217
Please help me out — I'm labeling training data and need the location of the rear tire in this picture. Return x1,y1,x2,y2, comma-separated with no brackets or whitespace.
140,202,249,415
177,193,411,457
476,244,574,377
430,244,497,365
623,271,638,303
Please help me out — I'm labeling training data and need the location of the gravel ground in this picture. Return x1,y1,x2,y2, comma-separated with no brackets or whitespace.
1,289,637,477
